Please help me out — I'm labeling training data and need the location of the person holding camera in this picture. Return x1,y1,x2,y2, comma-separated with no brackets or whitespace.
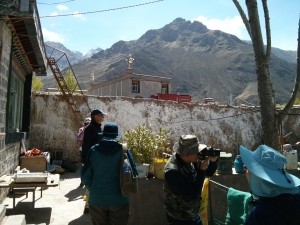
163,134,218,225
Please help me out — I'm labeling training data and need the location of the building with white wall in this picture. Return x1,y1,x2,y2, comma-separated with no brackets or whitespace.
88,69,172,98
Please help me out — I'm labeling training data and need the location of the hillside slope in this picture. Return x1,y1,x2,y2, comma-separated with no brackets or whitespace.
43,18,297,105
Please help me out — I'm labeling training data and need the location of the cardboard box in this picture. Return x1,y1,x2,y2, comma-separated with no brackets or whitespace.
20,155,47,172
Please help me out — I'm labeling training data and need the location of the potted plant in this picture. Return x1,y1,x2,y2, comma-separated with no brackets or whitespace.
121,125,172,179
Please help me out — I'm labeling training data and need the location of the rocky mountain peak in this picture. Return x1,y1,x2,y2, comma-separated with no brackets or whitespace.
83,47,103,59
167,18,209,34
43,18,297,105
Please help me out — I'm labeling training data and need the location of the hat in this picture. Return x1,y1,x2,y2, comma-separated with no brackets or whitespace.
240,145,300,195
248,173,300,197
175,135,205,155
84,117,91,124
90,109,107,117
102,123,121,139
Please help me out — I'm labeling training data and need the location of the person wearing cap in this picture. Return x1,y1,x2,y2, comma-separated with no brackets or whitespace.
164,134,218,225
81,109,106,214
82,123,130,225
77,117,91,187
240,144,300,225
81,109,106,164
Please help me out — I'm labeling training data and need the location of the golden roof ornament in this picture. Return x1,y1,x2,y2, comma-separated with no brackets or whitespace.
126,54,134,69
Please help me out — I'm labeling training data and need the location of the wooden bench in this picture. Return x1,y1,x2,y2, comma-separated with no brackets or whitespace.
0,173,60,209
12,187,42,208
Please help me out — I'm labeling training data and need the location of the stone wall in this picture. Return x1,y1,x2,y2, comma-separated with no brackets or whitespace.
0,21,21,201
29,93,261,161
29,92,300,162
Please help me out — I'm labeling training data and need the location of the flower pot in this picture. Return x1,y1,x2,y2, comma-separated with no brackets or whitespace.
153,158,168,179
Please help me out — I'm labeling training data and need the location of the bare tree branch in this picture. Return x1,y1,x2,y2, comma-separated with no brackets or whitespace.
280,18,300,122
232,0,252,38
232,0,299,148
246,0,265,56
262,0,271,62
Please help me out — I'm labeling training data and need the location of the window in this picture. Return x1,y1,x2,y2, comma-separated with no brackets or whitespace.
7,70,24,132
132,80,140,93
161,83,169,94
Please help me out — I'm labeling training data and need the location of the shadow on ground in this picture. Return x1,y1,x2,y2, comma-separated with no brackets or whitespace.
68,214,91,225
3,170,92,225
65,185,86,202
6,202,52,224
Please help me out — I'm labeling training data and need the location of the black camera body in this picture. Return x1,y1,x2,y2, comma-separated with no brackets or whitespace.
198,146,220,160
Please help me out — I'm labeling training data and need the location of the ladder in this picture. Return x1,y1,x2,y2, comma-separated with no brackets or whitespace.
45,44,91,128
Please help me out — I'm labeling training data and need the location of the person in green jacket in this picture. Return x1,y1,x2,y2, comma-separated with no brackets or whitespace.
82,122,129,225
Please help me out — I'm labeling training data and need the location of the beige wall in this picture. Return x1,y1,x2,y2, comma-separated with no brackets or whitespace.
29,93,300,163
90,78,169,98
136,80,164,98
27,94,250,160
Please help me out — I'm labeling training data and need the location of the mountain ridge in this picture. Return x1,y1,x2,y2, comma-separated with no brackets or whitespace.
43,18,297,105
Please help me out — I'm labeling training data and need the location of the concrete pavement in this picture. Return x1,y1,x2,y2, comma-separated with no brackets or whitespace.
1,166,169,225
2,169,92,225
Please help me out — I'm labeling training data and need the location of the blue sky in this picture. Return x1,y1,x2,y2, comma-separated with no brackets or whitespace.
37,0,299,55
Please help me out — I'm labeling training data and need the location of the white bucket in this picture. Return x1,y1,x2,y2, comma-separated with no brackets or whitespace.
136,164,149,179
283,150,298,170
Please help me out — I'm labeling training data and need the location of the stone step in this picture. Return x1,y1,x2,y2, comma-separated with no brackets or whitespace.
1,214,26,225
0,204,6,223
0,204,46,225
0,205,30,225
27,224,46,225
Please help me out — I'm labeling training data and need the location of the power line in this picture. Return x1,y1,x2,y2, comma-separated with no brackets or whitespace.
39,0,164,18
107,96,262,125
156,108,262,125
37,0,75,5
2,0,164,22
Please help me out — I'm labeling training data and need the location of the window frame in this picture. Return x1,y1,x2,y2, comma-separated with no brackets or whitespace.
132,80,140,93
161,83,169,94
7,70,24,132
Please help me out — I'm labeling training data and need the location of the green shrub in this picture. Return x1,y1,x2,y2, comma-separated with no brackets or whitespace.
121,125,171,164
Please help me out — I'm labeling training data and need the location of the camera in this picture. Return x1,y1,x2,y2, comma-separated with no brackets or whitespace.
198,146,221,160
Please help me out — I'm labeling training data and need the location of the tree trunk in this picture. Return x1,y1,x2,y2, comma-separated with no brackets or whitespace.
232,0,300,149
245,0,278,148
256,61,278,147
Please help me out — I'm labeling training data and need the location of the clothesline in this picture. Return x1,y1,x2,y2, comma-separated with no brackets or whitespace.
209,180,230,191
208,180,251,225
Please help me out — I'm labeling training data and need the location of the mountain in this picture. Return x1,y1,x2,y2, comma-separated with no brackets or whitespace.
44,42,103,68
82,48,103,59
244,40,297,64
45,41,83,66
272,48,297,64
42,18,297,105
